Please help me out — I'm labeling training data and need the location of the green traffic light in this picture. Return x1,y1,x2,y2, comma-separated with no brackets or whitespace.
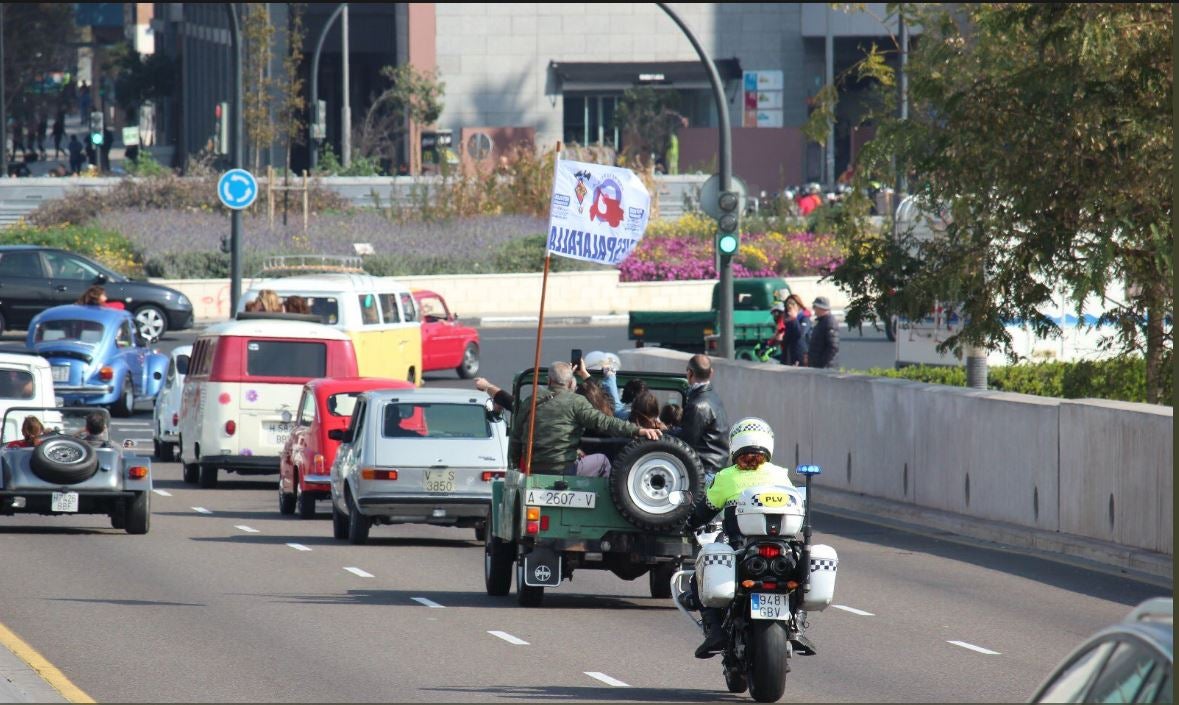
717,233,740,255
91,134,103,145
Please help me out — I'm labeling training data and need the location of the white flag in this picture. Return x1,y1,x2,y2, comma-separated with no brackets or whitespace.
546,158,651,266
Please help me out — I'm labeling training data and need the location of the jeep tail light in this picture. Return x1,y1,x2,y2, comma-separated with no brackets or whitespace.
481,470,505,481
757,544,781,558
128,466,148,479
526,506,540,521
526,520,540,535
539,516,550,531
361,468,398,480
224,420,236,436
526,505,542,535
98,366,114,381
314,454,324,474
172,413,179,426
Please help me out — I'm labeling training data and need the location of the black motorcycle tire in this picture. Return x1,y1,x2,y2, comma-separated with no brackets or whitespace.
30,436,99,485
609,436,704,532
748,620,790,703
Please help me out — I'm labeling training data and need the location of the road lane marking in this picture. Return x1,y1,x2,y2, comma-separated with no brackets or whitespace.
832,605,875,616
488,631,528,645
286,543,312,551
948,640,1001,655
585,672,630,687
152,489,172,497
344,567,374,578
411,597,445,608
0,619,95,703
234,525,259,533
191,507,212,514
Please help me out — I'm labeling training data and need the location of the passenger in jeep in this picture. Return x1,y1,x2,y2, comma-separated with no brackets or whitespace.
5,415,45,448
77,411,113,448
508,361,661,477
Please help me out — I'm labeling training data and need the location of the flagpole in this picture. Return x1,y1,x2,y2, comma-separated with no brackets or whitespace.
522,141,562,477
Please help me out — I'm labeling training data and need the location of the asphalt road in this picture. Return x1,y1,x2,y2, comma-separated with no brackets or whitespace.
0,323,1165,702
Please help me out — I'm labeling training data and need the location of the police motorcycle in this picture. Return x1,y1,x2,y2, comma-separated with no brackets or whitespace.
668,445,838,701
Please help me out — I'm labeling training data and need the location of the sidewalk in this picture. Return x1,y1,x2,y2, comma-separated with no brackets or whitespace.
6,111,128,179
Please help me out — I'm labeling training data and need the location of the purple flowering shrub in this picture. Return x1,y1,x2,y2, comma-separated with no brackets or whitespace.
620,229,844,282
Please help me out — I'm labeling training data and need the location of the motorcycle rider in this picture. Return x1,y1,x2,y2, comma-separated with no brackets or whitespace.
692,417,794,658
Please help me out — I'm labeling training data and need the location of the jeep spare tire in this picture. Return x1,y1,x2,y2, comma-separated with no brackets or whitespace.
609,436,704,532
31,436,99,485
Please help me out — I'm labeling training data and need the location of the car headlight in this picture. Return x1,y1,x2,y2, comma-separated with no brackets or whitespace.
178,295,191,308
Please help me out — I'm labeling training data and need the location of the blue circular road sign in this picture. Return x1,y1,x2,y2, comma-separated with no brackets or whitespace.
217,168,258,210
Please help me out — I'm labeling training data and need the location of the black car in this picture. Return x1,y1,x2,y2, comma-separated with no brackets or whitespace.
0,246,194,341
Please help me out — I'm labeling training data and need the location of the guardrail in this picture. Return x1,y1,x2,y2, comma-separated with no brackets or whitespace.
618,347,1173,580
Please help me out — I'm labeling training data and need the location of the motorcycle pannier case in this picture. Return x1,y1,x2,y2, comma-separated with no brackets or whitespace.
695,542,736,608
803,543,838,611
734,486,805,537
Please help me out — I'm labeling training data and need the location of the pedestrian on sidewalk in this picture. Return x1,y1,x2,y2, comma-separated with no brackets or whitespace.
36,115,48,159
68,134,84,175
52,111,64,159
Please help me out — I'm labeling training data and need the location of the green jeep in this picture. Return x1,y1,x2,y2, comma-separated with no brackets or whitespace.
484,368,704,607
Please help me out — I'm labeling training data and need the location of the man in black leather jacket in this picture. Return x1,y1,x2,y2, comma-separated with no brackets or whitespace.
680,354,730,477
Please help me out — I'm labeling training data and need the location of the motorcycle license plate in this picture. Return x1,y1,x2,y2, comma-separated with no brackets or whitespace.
51,492,79,513
750,593,789,620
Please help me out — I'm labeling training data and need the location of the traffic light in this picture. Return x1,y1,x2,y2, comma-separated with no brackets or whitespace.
88,111,104,145
716,190,741,257
214,102,229,155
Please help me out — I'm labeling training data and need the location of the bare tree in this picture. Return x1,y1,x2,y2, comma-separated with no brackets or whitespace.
353,64,444,170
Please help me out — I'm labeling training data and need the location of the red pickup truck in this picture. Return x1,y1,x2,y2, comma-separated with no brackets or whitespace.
412,289,480,378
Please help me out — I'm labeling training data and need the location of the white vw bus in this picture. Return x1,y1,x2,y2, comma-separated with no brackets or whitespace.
177,318,359,488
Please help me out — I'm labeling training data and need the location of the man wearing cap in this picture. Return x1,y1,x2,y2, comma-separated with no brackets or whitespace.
807,296,840,369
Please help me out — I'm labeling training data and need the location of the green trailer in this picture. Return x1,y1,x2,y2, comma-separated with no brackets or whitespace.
483,369,703,607
627,277,790,360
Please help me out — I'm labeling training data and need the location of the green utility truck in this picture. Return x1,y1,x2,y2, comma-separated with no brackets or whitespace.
484,369,702,607
627,277,790,360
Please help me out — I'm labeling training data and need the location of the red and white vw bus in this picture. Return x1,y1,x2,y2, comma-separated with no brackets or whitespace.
178,318,358,488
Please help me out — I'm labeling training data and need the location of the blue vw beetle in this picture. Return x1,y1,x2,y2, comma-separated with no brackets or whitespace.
25,305,168,417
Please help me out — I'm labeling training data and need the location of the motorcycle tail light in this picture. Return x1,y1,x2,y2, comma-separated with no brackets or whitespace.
314,454,324,474
762,581,778,590
757,544,781,558
98,366,114,381
128,466,148,479
361,468,398,480
481,470,505,481
224,420,236,436
526,506,541,521
526,520,540,535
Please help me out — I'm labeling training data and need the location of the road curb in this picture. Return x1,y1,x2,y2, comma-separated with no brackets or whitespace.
814,486,1173,588
196,315,631,329
0,638,70,704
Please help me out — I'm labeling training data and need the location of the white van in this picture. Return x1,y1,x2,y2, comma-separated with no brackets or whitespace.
152,344,191,462
239,273,423,384
177,318,359,488
0,352,59,442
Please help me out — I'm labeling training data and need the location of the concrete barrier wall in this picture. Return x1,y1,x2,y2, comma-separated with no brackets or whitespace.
154,273,852,323
617,347,1172,559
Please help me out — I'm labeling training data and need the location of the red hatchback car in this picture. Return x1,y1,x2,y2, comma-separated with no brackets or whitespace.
279,377,414,518
413,289,481,379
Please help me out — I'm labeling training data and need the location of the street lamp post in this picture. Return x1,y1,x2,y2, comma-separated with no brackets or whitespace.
308,3,347,171
226,4,243,314
655,3,735,359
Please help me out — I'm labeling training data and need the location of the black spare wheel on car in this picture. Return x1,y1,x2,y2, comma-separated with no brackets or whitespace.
30,436,100,484
609,436,704,532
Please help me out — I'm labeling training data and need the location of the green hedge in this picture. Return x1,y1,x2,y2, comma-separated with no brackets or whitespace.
862,356,1171,406
0,224,144,276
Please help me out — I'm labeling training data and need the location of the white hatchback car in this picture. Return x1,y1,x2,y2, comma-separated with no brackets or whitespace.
329,387,508,545
152,345,191,462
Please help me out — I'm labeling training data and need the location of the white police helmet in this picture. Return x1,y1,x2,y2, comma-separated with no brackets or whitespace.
729,417,774,462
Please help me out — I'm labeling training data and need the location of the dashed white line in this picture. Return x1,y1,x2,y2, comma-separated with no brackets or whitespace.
948,640,1001,655
152,489,172,497
832,605,875,616
286,543,312,552
488,631,528,645
234,525,259,533
191,507,212,514
344,567,374,578
585,672,630,687
411,597,445,609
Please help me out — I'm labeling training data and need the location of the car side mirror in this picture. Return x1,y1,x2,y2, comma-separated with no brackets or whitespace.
328,429,351,442
450,312,458,321
94,273,108,284
668,490,693,507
